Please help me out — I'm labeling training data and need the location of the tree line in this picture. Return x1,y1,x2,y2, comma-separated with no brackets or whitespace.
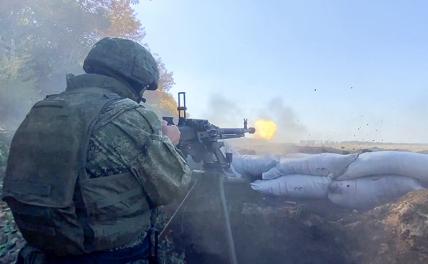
0,0,177,131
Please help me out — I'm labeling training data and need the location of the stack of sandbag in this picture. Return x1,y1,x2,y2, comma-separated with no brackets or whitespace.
231,154,279,180
250,151,428,209
251,175,331,199
329,151,428,209
337,151,428,182
328,175,424,209
251,153,358,200
262,153,358,179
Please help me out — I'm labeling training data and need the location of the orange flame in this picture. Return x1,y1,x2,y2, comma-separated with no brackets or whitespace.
254,119,277,140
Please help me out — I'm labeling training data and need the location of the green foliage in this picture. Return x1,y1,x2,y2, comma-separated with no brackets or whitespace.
0,0,149,130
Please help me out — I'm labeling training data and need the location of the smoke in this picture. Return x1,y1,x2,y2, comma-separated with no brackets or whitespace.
257,98,307,143
0,1,146,132
204,94,245,128
204,94,307,143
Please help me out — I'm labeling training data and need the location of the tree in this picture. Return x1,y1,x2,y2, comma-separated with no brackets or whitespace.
144,56,179,117
0,0,177,129
102,0,144,40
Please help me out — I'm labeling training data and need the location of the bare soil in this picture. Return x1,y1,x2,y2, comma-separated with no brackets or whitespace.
2,139,428,263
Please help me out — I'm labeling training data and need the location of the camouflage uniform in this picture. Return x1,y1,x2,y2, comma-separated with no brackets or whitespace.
77,39,192,259
5,38,191,263
83,73,190,193
80,73,192,251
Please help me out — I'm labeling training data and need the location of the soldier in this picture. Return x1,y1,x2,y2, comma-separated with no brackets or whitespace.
2,37,191,263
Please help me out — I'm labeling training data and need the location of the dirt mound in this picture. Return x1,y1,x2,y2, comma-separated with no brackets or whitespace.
385,191,428,256
342,190,428,264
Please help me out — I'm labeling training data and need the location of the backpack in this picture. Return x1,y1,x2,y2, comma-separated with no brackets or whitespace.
2,87,151,255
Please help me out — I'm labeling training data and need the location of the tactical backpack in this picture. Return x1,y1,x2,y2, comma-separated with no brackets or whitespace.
2,86,151,255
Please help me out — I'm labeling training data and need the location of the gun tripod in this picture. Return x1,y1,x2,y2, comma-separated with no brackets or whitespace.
158,168,239,264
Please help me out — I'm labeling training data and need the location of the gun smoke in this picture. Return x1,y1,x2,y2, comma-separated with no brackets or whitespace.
204,94,307,143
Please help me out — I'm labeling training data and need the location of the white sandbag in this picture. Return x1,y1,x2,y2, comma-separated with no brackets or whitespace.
262,167,284,180
232,154,279,178
328,175,424,209
262,153,358,180
283,153,314,159
338,151,428,182
250,175,331,199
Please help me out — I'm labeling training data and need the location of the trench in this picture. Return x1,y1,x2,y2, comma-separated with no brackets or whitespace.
164,177,353,264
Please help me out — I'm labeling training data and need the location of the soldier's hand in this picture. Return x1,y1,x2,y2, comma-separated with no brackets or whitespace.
162,120,181,145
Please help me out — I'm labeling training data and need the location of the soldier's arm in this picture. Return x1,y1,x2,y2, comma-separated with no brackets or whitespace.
111,104,192,206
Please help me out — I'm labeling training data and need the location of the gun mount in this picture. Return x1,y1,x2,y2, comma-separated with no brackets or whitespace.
161,92,256,264
163,92,255,170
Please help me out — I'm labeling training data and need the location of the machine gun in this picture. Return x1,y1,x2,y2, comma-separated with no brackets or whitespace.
158,92,255,264
163,92,255,170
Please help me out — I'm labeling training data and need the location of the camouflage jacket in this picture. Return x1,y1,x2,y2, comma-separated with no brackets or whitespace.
69,73,191,241
8,74,190,263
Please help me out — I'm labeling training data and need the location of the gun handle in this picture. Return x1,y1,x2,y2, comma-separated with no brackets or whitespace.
162,117,174,125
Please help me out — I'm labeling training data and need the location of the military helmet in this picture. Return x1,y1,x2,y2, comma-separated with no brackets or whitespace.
83,37,159,91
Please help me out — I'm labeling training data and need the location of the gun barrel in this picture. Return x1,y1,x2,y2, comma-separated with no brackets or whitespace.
220,127,255,135
218,127,256,140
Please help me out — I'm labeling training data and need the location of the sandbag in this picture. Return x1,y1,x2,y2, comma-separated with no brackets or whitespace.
262,153,358,180
338,151,428,182
283,153,314,159
261,153,313,179
232,154,279,178
328,175,424,209
250,175,331,199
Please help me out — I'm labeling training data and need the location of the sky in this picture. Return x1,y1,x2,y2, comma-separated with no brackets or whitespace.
136,0,428,143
